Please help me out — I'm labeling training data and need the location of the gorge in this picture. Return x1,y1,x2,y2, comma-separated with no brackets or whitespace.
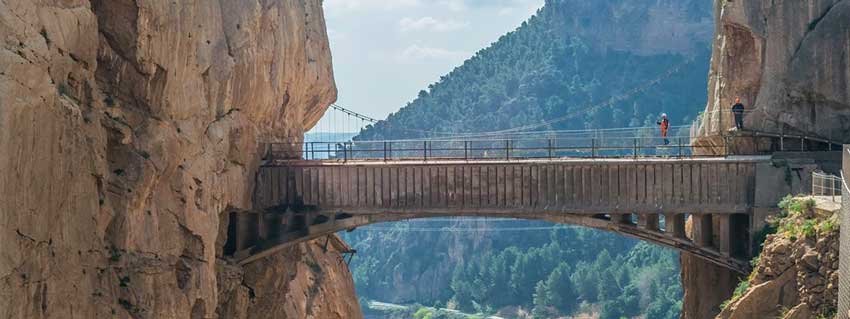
1,0,849,319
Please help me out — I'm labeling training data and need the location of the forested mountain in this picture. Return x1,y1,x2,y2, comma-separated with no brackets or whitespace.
343,222,683,318
344,0,713,318
356,0,712,140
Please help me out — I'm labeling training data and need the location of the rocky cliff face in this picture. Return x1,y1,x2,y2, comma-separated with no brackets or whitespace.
696,0,850,143
551,0,713,56
717,197,840,319
0,1,359,318
680,253,741,319
684,0,850,317
718,232,839,319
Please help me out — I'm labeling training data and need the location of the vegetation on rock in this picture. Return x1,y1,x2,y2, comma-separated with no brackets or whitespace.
718,196,840,318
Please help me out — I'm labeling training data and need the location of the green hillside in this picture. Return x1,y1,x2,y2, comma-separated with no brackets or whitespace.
356,0,712,140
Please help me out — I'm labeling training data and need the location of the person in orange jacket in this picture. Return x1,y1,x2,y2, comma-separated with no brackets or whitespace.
657,113,670,145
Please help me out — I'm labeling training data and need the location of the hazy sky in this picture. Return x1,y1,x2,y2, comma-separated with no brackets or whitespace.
318,0,545,129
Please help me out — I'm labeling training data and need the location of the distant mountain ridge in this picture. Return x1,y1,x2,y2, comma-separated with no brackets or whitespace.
355,0,713,141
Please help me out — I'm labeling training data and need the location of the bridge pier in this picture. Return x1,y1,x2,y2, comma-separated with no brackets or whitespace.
664,213,687,239
716,214,732,256
638,213,660,231
232,212,259,254
612,214,633,225
692,214,714,248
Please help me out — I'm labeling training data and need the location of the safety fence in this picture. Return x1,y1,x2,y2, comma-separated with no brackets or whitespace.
839,146,850,319
812,171,844,202
268,134,726,161
690,109,758,137
692,109,844,151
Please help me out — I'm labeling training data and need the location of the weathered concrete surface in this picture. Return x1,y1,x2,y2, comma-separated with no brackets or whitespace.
0,1,359,318
258,158,763,215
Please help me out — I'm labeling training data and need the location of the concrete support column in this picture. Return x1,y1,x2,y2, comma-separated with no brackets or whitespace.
257,212,267,241
282,211,296,233
715,214,732,256
664,213,686,239
692,214,714,248
637,213,660,231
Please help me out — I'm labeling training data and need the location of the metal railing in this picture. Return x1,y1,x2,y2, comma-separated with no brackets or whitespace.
813,171,844,202
266,134,733,162
691,109,844,151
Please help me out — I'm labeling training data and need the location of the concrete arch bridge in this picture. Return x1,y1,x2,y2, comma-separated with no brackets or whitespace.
223,155,801,274
222,104,843,274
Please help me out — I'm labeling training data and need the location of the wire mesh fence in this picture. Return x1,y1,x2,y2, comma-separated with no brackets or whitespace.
272,134,724,161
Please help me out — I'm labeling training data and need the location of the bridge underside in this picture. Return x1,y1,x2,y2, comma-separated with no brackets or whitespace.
222,157,777,273
224,208,752,273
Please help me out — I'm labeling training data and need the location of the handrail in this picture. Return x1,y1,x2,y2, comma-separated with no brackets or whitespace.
812,171,843,202
267,129,843,162
691,109,845,149
267,136,729,162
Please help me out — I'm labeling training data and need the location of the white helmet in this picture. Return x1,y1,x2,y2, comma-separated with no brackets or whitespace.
661,113,668,118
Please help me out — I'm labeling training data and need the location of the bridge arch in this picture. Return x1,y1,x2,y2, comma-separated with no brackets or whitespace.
225,207,752,273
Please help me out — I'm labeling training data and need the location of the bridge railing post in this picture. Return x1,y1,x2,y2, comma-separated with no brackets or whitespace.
383,141,388,161
423,141,428,161
678,137,684,158
591,138,596,158
548,139,553,160
464,141,468,161
505,140,511,161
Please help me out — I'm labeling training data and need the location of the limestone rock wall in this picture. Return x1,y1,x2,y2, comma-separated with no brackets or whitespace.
697,0,850,142
684,1,850,317
680,253,740,319
217,235,359,319
0,1,358,318
551,0,714,56
717,231,839,319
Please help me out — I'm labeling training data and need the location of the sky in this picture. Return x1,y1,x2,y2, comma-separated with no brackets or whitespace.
316,0,545,131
